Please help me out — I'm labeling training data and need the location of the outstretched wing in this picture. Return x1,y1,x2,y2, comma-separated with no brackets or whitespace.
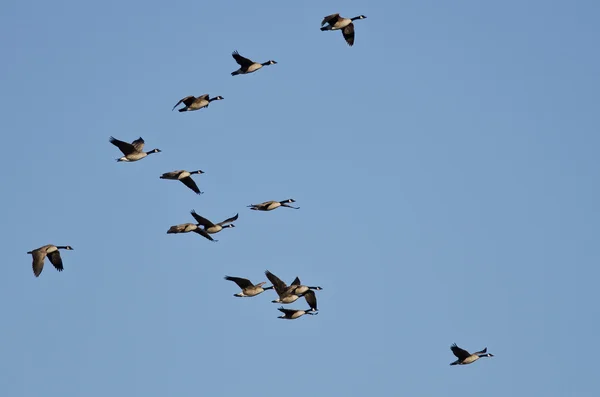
219,213,239,226
232,51,254,67
46,251,64,272
322,13,340,26
224,276,253,289
474,347,487,355
450,344,471,360
192,227,216,241
342,23,355,46
180,177,201,194
197,94,209,101
304,290,318,311
172,96,194,110
131,137,145,152
109,136,136,155
291,277,301,286
30,249,46,277
190,210,215,227
265,270,288,295
277,307,296,315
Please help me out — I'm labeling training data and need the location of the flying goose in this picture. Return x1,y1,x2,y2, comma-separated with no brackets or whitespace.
172,94,224,112
320,13,367,46
277,292,319,320
290,276,323,295
191,210,238,236
265,270,304,304
109,136,161,162
167,222,215,241
160,170,205,195
450,343,494,365
27,244,73,277
248,199,300,211
224,276,274,297
231,51,277,76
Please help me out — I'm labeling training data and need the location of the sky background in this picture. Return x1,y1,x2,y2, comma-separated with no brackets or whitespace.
1,0,599,396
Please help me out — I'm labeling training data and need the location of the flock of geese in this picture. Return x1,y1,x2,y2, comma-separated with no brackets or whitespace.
25,11,494,366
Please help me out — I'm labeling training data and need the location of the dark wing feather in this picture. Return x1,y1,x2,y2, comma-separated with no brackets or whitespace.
197,94,209,101
219,213,239,226
192,227,216,241
291,277,301,286
265,270,288,295
190,210,215,227
278,307,296,315
182,96,198,107
131,137,145,152
474,347,487,355
172,96,193,110
180,177,201,194
31,250,46,277
46,251,64,272
232,51,254,67
322,13,340,26
342,23,355,46
451,344,471,360
304,290,318,311
224,276,253,289
109,136,136,155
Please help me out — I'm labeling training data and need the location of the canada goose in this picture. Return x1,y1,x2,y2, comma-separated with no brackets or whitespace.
231,51,277,76
166,223,216,242
277,307,318,320
27,244,73,277
190,210,238,235
290,277,323,295
450,343,494,365
160,170,205,195
224,276,274,297
265,270,304,304
320,13,367,46
172,94,224,112
248,199,300,211
109,136,161,162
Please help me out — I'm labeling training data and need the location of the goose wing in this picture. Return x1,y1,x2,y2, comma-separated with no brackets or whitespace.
474,347,487,355
197,94,209,101
192,227,217,241
450,344,471,360
277,307,296,315
131,137,145,152
342,23,355,46
109,136,136,155
46,250,64,272
190,210,215,227
172,96,194,110
218,213,239,226
224,276,253,289
304,290,318,311
180,177,201,194
30,248,47,277
291,276,301,286
232,51,254,67
265,270,288,295
322,13,340,26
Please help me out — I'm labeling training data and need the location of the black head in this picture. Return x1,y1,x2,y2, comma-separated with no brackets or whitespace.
266,60,277,65
214,96,224,100
193,170,205,174
149,149,162,154
356,15,367,20
64,246,74,250
224,224,236,228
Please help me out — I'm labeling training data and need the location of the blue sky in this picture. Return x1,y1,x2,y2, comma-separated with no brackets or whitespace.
1,0,599,395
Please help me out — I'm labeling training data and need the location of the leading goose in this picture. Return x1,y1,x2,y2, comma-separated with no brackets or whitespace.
248,199,300,211
231,51,277,76
160,170,205,195
191,210,238,236
172,94,224,112
27,244,73,277
109,136,161,162
265,270,304,304
277,293,318,320
450,343,494,365
224,276,273,297
320,13,367,46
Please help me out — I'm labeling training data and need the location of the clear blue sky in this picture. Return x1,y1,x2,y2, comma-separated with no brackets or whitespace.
1,0,599,395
